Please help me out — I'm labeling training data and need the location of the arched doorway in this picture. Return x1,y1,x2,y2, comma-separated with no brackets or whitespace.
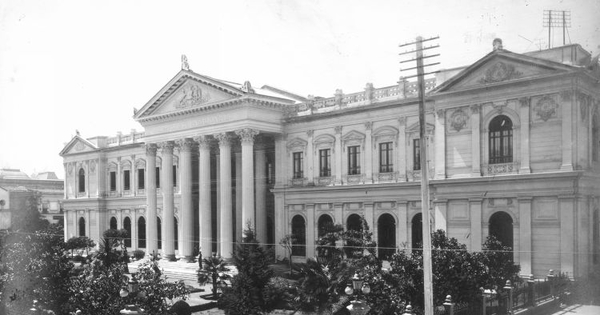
157,217,162,250
291,215,306,256
489,211,514,250
123,217,132,247
346,214,363,258
411,213,422,252
378,213,396,260
138,217,146,248
346,214,362,232
78,217,85,237
318,214,334,237
110,217,117,230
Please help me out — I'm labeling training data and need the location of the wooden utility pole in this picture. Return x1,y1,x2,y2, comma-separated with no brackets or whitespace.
399,36,439,315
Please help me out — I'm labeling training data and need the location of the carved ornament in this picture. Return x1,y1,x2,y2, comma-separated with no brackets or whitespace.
365,122,372,130
193,135,211,150
176,138,194,151
90,160,96,174
307,130,314,137
334,126,343,134
519,97,530,108
470,104,480,114
214,133,232,147
534,95,558,122
560,90,573,101
75,142,85,151
145,143,158,156
158,141,175,153
478,62,523,84
449,108,468,132
177,84,211,109
398,117,406,125
235,128,259,144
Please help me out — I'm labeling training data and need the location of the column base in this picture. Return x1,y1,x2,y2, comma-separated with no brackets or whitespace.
184,255,196,263
560,164,573,171
519,167,531,174
163,254,177,261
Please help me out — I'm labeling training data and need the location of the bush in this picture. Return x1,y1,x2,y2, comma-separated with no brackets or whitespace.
133,249,145,260
72,255,85,263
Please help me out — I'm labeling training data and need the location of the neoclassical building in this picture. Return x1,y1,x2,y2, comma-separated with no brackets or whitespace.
60,41,600,277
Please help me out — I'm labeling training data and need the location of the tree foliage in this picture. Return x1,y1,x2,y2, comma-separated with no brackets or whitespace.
197,254,230,298
219,227,275,315
65,236,96,256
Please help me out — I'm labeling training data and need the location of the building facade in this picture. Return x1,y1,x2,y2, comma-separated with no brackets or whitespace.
60,41,600,277
0,169,64,228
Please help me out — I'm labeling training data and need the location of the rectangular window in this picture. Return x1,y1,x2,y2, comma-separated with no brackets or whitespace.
379,142,393,173
347,145,361,175
138,169,145,190
172,165,177,187
319,149,331,177
123,170,130,190
156,167,160,188
293,152,304,179
110,171,116,191
413,139,421,170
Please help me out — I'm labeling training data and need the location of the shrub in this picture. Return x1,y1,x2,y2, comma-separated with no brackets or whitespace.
133,249,145,260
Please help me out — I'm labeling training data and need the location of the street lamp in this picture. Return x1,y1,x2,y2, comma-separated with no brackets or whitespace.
503,280,514,315
345,272,371,315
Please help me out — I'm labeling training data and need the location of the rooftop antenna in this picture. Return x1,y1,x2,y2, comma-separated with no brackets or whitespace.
543,10,571,48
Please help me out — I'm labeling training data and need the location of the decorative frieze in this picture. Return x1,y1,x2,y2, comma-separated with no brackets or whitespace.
534,95,559,122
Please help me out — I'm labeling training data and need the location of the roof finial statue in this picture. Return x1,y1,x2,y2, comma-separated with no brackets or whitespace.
181,54,190,71
493,38,503,51
76,129,80,136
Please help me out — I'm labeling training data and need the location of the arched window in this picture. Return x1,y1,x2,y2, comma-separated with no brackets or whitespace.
346,214,363,258
378,213,396,260
78,217,85,237
346,214,362,232
138,217,146,248
489,211,514,251
318,214,334,237
489,115,513,164
291,215,306,256
157,217,162,250
411,213,422,252
78,168,86,193
123,217,132,247
110,217,117,230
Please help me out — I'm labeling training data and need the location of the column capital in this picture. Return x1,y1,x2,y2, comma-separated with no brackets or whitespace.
364,121,373,130
560,89,573,101
398,116,406,126
234,128,259,144
145,143,158,156
307,130,314,137
176,138,194,152
193,135,211,150
519,97,530,107
158,141,175,153
470,104,480,114
215,133,232,147
334,126,343,134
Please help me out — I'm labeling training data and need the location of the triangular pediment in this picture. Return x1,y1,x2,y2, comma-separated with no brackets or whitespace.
59,136,98,156
134,70,245,120
434,50,575,93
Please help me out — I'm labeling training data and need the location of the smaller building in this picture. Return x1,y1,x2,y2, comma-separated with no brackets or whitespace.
0,168,64,228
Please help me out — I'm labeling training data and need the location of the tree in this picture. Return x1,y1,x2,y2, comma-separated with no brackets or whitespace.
279,234,296,276
97,229,130,268
0,224,73,315
65,236,96,257
197,254,230,299
219,227,275,315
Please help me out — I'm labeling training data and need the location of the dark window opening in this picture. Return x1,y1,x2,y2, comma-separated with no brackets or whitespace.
291,215,306,256
489,115,513,164
78,168,85,193
138,217,146,248
124,170,131,191
156,167,160,188
293,152,304,179
110,171,116,191
348,146,361,175
319,149,331,177
78,217,85,237
138,169,145,190
123,217,131,247
110,217,117,230
172,165,177,187
413,139,421,170
379,142,393,173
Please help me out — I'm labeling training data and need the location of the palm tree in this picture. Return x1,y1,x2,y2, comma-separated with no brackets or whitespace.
197,254,230,299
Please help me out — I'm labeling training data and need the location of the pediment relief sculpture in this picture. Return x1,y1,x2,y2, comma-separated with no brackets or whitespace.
478,62,523,84
176,84,211,109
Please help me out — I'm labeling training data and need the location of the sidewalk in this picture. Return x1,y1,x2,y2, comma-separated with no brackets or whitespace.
549,304,600,315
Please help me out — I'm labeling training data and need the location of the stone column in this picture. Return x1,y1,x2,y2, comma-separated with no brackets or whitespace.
518,197,532,275
397,201,408,248
471,105,481,176
306,204,316,258
235,128,258,234
145,144,158,254
195,136,212,258
398,118,407,181
519,98,531,173
274,134,287,188
306,130,314,184
178,138,194,261
469,198,483,251
334,126,343,184
559,196,575,276
434,110,446,179
365,122,373,183
216,133,233,258
235,151,243,244
577,197,590,277
159,141,176,261
255,143,268,245
131,211,138,250
560,91,574,171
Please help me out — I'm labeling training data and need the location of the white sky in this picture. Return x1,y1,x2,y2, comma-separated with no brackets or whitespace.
0,0,599,179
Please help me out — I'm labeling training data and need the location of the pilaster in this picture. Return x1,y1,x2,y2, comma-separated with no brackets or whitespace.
559,196,575,276
365,122,373,183
306,204,316,258
397,201,408,248
518,197,532,275
434,200,447,231
306,130,314,184
471,105,481,176
469,198,483,251
561,90,574,171
398,117,407,181
434,110,446,179
334,126,343,184
519,98,531,173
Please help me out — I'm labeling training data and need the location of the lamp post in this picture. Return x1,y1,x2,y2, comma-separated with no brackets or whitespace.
345,272,371,315
503,280,514,315
120,274,146,315
527,274,535,307
547,269,555,299
481,287,497,315
443,295,454,315
402,304,414,315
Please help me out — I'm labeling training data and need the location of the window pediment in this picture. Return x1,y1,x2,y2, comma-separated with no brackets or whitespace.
314,134,335,150
287,137,308,153
342,130,365,147
406,122,435,136
373,126,398,143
